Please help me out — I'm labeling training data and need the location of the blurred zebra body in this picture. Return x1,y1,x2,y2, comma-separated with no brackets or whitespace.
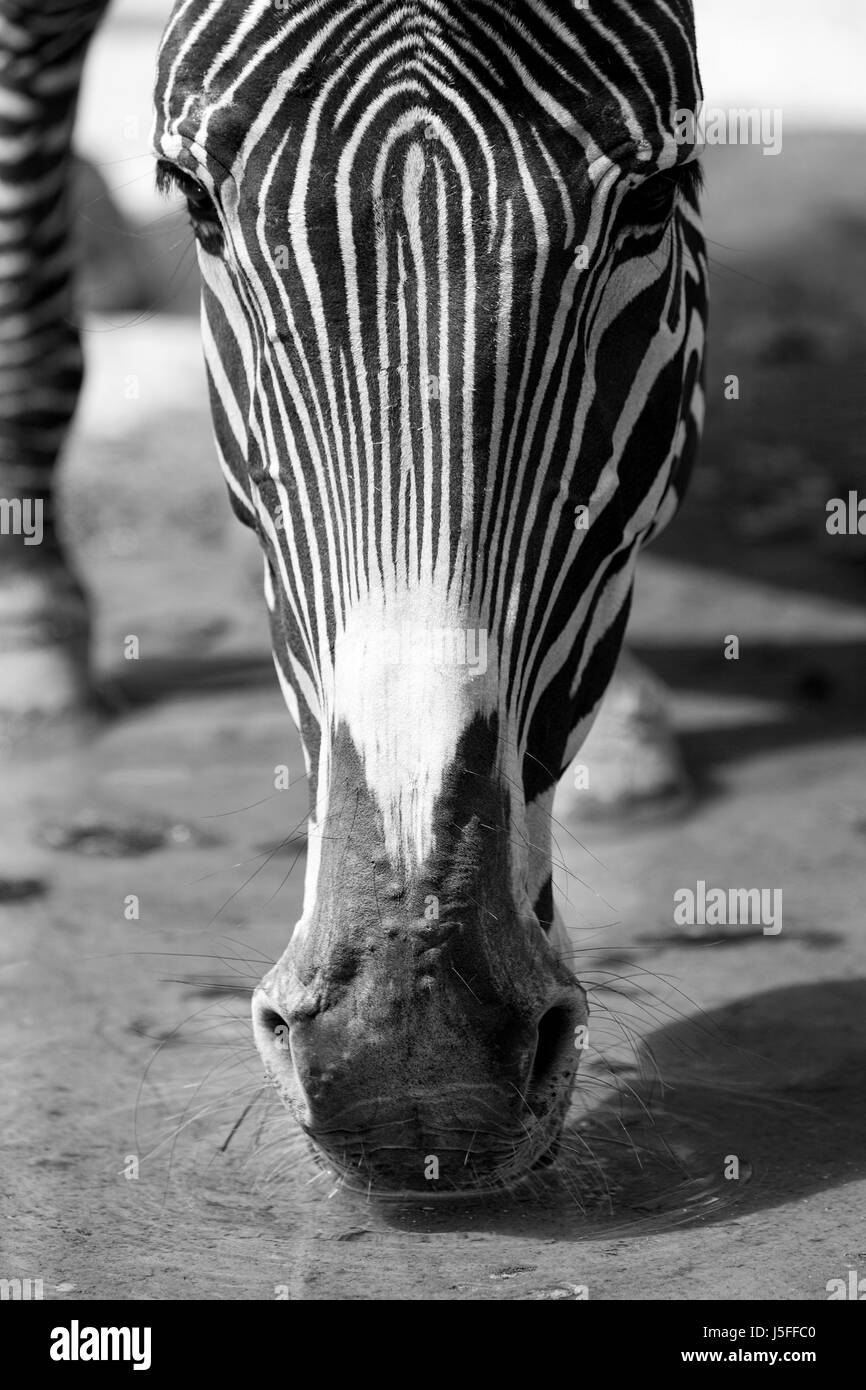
0,0,108,714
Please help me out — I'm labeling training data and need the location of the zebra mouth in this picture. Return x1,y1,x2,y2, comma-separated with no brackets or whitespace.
295,1096,573,1201
253,967,586,1201
302,1124,567,1202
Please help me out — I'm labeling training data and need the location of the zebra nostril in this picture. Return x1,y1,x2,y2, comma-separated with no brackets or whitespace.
529,1004,579,1095
251,994,292,1060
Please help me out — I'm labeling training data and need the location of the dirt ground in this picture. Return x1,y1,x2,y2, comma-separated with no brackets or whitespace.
2,22,865,1300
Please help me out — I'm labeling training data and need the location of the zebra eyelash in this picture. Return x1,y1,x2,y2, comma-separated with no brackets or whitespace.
155,157,208,202
156,158,225,255
644,160,704,200
621,158,704,225
671,160,704,199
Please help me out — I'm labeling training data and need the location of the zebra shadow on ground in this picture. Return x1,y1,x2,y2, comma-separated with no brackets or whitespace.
361,976,866,1240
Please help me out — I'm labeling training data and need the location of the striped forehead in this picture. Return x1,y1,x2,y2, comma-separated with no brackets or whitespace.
153,0,704,632
156,0,701,172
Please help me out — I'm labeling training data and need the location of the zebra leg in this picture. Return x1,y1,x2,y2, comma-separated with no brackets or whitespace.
553,648,689,823
0,0,108,729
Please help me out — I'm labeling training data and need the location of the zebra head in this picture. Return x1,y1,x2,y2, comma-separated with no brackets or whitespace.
155,0,706,1196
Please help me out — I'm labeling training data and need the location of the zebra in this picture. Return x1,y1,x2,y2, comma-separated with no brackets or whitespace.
0,0,707,1196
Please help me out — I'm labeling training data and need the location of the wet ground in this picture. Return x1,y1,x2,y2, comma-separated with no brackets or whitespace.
2,7,866,1300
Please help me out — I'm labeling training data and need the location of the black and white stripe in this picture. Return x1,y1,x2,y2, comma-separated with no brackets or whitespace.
0,0,108,532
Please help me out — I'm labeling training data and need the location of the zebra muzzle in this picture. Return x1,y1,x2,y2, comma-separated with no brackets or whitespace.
252,960,587,1194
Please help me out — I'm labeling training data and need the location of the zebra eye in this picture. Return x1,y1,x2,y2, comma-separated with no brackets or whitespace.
622,162,703,226
623,172,678,223
156,158,224,256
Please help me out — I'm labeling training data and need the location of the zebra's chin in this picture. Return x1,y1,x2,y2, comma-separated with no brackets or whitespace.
301,1116,571,1201
262,1079,577,1200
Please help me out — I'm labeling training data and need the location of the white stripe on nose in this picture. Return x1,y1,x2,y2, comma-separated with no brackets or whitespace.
331,578,496,867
